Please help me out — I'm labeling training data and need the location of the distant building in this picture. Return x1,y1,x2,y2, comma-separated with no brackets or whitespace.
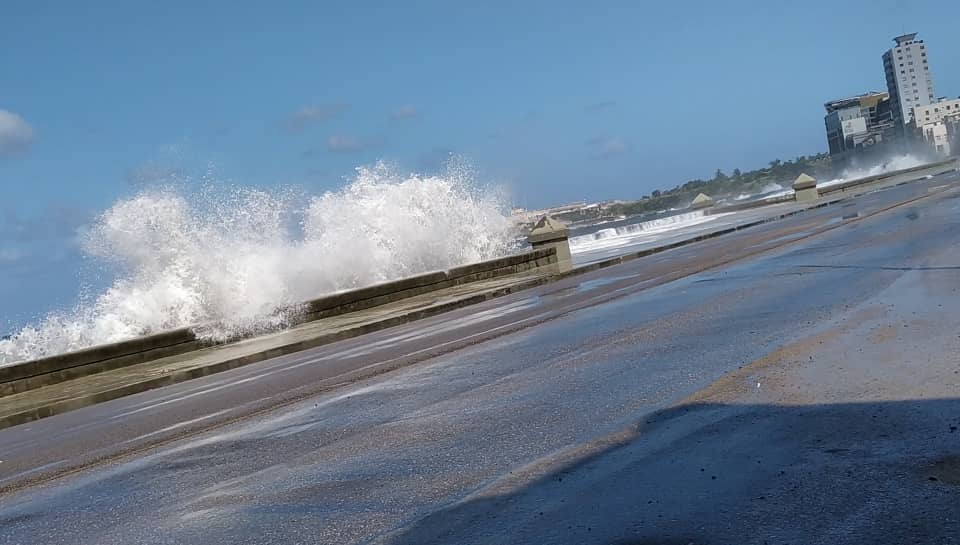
823,92,894,167
882,33,936,134
912,97,960,126
911,97,960,156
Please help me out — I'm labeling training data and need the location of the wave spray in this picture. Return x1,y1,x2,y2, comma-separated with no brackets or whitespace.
0,162,518,365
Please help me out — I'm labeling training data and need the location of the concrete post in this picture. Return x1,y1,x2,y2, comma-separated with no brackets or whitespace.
690,193,715,210
527,215,573,274
793,173,819,203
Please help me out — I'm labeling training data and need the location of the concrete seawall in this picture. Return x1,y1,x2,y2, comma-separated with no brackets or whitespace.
705,158,959,216
9,159,955,398
0,248,558,397
2,171,958,431
818,158,958,197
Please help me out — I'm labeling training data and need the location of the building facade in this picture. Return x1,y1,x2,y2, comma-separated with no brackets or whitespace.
882,33,936,133
912,98,960,155
912,98,960,126
823,92,894,167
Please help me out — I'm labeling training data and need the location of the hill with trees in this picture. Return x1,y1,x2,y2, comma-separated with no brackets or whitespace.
606,153,832,217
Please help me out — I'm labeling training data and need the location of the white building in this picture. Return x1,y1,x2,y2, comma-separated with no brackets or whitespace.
882,33,936,132
913,98,960,125
919,122,952,155
912,98,960,156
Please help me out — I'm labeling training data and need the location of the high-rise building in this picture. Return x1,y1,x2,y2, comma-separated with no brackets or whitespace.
882,33,936,133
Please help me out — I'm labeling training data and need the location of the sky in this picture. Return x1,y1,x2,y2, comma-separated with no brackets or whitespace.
2,0,960,327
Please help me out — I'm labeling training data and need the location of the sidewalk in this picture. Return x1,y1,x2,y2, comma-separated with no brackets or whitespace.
0,271,549,430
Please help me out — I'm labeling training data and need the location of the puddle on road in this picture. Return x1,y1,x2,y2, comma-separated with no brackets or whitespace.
577,275,636,292
926,455,960,485
537,274,640,302
747,231,811,249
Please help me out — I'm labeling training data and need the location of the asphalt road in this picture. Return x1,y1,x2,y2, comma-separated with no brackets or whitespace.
1,173,959,544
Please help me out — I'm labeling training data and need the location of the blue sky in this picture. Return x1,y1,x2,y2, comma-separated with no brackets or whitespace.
2,0,959,327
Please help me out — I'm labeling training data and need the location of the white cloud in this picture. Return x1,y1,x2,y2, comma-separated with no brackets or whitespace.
391,105,418,120
326,134,381,153
0,248,23,263
586,136,629,159
0,110,35,159
327,135,362,153
585,100,617,113
284,103,348,132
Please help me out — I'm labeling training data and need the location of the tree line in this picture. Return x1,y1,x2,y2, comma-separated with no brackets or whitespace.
607,153,832,217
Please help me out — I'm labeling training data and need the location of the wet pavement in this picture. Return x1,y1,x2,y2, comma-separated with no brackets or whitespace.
1,174,959,544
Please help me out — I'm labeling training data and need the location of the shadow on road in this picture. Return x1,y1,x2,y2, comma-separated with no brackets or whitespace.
382,398,960,545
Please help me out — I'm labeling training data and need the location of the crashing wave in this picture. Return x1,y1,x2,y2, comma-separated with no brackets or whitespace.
0,162,518,365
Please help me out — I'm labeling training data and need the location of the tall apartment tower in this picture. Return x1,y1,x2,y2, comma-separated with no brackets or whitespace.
882,33,936,134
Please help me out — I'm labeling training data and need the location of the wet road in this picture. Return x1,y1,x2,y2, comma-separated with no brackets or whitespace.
1,174,960,544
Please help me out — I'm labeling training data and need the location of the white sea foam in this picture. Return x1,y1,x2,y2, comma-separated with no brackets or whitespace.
569,211,724,253
734,182,786,201
734,154,928,201
0,162,518,365
821,154,927,188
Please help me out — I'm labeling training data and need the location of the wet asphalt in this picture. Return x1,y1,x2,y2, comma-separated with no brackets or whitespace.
1,174,959,544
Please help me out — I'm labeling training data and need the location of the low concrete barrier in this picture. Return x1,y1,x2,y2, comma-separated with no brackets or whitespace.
819,158,959,198
707,159,958,216
0,248,558,397
0,328,201,398
527,216,573,274
298,248,557,322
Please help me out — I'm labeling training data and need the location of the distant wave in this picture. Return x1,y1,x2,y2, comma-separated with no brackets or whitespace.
820,154,927,188
569,211,723,252
734,182,786,201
